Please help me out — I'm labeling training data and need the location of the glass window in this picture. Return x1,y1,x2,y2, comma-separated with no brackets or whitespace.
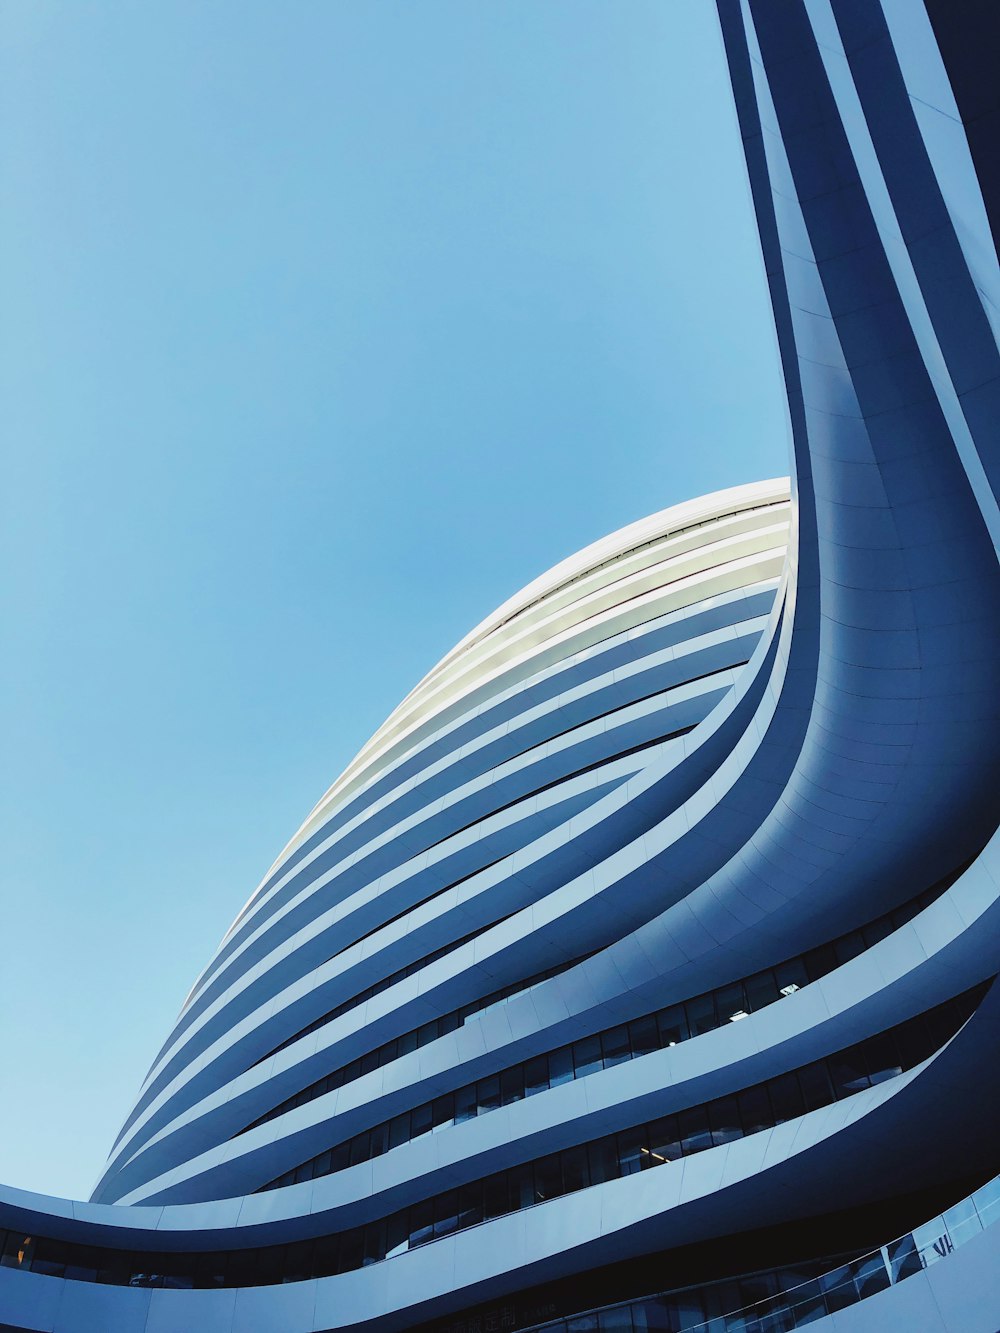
573,1035,604,1078
524,1054,550,1096
388,1112,410,1150
628,1014,660,1058
708,1095,741,1146
861,918,893,949
477,1075,501,1114
834,932,865,966
534,1154,563,1202
685,992,717,1036
482,1173,510,1220
774,957,808,996
410,1102,433,1140
861,1032,902,1085
433,1190,459,1238
549,1046,575,1086
562,1145,591,1193
330,1141,351,1173
828,1046,870,1099
457,1181,484,1230
895,1016,935,1071
744,970,780,1012
432,1093,454,1131
768,1072,806,1123
588,1138,619,1186
601,1025,632,1068
801,944,838,984
312,1148,333,1177
417,1021,437,1048
647,1115,681,1164
384,1215,408,1261
454,1084,478,1123
397,1030,418,1057
500,1066,525,1106
797,1062,835,1112
678,1106,712,1155
362,1220,386,1267
617,1126,647,1176
656,1005,689,1046
715,982,747,1025
349,1130,370,1167
509,1163,535,1211
360,1050,379,1076
408,1200,434,1249
438,1010,460,1036
599,1307,634,1331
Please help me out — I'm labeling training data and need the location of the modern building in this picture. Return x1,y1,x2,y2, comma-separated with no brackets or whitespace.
3,0,1000,1330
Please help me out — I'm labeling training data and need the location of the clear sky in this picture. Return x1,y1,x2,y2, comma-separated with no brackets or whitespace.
0,1,786,1201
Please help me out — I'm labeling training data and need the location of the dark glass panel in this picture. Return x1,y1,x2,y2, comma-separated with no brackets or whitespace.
647,1115,682,1163
438,1009,460,1036
861,917,893,949
368,1123,389,1159
330,1141,351,1173
715,982,747,1025
483,1173,510,1220
360,1050,379,1076
281,1239,313,1284
599,1307,634,1331
417,1021,437,1048
686,992,718,1036
524,1054,550,1096
894,1015,935,1070
313,1235,342,1276
510,1163,535,1210
744,970,781,1011
477,1075,501,1114
628,1014,660,1057
656,1004,689,1046
561,1144,591,1193
454,1084,478,1123
768,1072,806,1123
457,1180,484,1229
534,1154,563,1201
433,1190,459,1238
828,1046,870,1099
349,1130,371,1166
432,1093,455,1130
617,1126,647,1176
861,1032,902,1085
678,1106,712,1155
708,1095,741,1146
500,1066,525,1106
601,1025,632,1068
588,1137,619,1185
773,957,808,996
833,933,865,966
30,1237,67,1279
801,944,838,984
797,1062,835,1112
408,1200,434,1249
549,1046,575,1086
410,1102,434,1139
573,1034,604,1078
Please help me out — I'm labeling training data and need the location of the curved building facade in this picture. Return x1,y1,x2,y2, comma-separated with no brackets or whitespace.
3,1,1000,1330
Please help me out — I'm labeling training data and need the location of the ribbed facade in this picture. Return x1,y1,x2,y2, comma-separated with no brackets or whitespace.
2,2,1000,1331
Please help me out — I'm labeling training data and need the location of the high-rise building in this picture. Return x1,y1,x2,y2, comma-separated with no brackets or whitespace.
3,2,999,1330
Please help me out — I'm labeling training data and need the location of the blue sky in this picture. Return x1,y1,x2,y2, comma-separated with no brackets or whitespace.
0,1,786,1200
